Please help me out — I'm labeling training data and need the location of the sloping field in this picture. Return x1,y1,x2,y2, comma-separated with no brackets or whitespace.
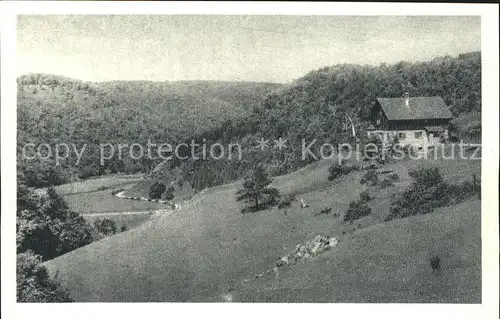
234,199,481,303
44,157,480,302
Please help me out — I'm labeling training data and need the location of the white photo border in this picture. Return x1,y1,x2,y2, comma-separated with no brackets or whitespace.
1,2,498,319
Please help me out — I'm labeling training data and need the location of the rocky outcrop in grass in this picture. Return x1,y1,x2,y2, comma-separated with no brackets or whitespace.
237,235,340,288
275,235,340,267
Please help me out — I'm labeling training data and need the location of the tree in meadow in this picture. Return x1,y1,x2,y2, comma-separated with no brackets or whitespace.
236,165,279,212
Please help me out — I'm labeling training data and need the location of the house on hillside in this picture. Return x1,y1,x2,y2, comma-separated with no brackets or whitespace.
367,93,453,148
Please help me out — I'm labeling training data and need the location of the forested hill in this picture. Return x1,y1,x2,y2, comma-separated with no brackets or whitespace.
176,52,482,190
18,52,481,189
257,51,481,136
17,74,282,187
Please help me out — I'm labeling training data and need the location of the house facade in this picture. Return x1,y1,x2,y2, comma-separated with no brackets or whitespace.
367,93,453,148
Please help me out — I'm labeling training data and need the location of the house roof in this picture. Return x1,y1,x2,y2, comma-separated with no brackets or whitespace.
376,96,453,121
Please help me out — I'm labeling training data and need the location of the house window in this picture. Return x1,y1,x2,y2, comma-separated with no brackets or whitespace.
398,132,406,139
415,131,423,139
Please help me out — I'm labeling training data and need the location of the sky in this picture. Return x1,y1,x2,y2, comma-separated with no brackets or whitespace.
17,15,481,83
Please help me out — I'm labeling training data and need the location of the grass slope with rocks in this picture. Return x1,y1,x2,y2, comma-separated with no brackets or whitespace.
44,156,480,302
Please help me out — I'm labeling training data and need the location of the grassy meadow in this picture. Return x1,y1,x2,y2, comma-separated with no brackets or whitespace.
53,174,144,196
53,174,169,231
44,156,481,302
63,189,168,213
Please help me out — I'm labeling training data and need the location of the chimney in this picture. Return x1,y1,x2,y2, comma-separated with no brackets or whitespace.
404,92,410,107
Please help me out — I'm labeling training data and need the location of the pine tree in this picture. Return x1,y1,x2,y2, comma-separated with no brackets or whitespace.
236,165,279,212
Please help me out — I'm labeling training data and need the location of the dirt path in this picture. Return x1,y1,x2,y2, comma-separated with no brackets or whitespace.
83,211,157,217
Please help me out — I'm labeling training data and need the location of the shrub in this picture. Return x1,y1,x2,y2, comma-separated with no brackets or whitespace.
385,167,449,221
97,186,107,191
379,179,394,189
93,218,117,236
360,169,378,186
149,182,166,200
409,166,444,188
120,225,127,232
465,122,481,139
163,186,175,201
315,207,332,216
17,251,72,302
429,254,441,273
328,161,357,181
344,200,371,223
278,193,295,209
328,163,342,180
364,135,383,159
262,188,280,207
447,173,481,202
359,190,372,202
389,173,400,181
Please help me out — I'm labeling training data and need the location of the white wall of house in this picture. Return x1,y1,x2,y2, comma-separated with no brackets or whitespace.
367,129,447,147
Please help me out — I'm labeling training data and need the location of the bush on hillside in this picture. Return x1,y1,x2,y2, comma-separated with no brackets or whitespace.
278,193,295,209
429,254,441,273
359,190,372,202
384,167,481,221
163,186,175,201
446,173,481,203
360,169,379,186
149,182,166,200
360,134,385,164
379,178,394,189
465,122,482,139
93,218,117,236
328,161,357,181
343,200,371,224
389,173,400,181
385,167,448,221
314,207,333,216
319,207,332,215
17,251,72,302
